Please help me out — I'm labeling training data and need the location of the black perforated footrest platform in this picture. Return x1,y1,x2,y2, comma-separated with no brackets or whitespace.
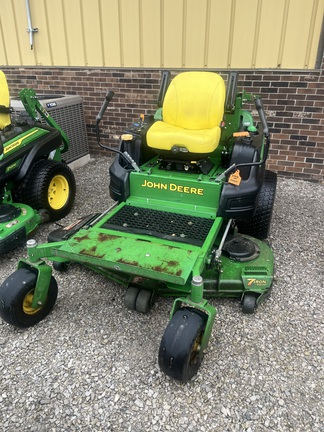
102,205,214,246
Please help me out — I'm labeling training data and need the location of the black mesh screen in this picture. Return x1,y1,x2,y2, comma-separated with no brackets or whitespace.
102,205,214,246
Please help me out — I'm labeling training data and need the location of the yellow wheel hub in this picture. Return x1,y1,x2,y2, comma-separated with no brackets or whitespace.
22,290,42,315
48,175,69,210
189,333,203,365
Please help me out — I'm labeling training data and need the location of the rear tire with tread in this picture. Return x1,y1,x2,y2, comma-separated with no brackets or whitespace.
14,159,76,221
237,170,277,240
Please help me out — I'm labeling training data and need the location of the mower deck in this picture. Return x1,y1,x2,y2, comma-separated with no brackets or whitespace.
0,203,41,254
22,155,274,302
58,207,222,282
54,205,273,291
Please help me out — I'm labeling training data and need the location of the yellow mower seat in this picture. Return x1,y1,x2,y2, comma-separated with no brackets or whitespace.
147,71,226,156
0,71,11,130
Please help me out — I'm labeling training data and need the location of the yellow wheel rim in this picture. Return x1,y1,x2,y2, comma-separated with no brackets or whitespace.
22,290,42,315
189,332,203,365
48,175,69,210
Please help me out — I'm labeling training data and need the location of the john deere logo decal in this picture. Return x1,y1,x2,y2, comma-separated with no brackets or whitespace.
4,129,39,155
141,179,204,195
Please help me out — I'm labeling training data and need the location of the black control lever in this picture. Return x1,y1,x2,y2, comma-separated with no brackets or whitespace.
157,71,171,108
96,90,114,123
216,97,271,181
254,97,269,137
224,72,238,113
95,90,141,172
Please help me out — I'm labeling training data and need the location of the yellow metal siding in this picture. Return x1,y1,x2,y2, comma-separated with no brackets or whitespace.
229,0,260,69
31,0,52,66
62,0,85,66
207,0,233,68
254,0,286,69
120,0,141,67
182,0,208,68
100,0,122,67
163,0,184,68
44,0,69,66
141,0,162,68
1,0,23,66
0,0,323,69
280,0,319,69
80,0,103,67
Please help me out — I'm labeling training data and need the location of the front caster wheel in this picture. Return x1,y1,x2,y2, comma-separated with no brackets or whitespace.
158,307,207,382
53,261,69,272
135,289,155,313
242,293,258,314
124,287,155,313
0,268,58,328
124,286,139,310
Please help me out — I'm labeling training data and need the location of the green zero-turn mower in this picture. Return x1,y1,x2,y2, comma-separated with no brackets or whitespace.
0,71,277,382
0,70,76,254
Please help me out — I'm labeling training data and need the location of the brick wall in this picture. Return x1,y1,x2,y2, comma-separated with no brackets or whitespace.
3,60,324,182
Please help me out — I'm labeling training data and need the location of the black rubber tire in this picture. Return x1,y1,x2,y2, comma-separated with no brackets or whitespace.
158,307,207,382
53,261,69,272
14,159,76,221
124,286,140,310
242,293,258,314
135,290,154,313
236,170,277,240
0,268,58,328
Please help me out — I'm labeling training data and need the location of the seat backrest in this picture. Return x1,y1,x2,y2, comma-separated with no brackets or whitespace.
0,70,11,130
163,71,225,130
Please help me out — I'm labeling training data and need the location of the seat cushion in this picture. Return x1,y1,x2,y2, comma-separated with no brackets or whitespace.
147,120,221,154
0,71,11,130
163,72,225,130
147,71,225,154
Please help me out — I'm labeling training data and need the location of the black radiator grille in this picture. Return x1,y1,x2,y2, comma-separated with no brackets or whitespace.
102,205,214,246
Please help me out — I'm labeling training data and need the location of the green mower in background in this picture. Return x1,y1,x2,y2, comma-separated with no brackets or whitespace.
0,71,76,254
0,71,277,382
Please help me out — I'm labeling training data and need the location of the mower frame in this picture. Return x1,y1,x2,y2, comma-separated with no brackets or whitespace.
0,71,276,381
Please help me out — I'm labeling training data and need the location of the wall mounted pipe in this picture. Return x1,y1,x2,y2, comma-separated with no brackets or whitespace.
25,0,38,50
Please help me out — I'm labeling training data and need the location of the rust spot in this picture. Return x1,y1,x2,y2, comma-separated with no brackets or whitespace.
79,249,105,259
98,233,118,242
116,258,139,266
151,264,182,277
167,260,179,267
152,265,163,273
73,234,90,242
132,276,144,284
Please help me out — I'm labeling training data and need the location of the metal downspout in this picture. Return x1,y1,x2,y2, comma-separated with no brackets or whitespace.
25,0,38,50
